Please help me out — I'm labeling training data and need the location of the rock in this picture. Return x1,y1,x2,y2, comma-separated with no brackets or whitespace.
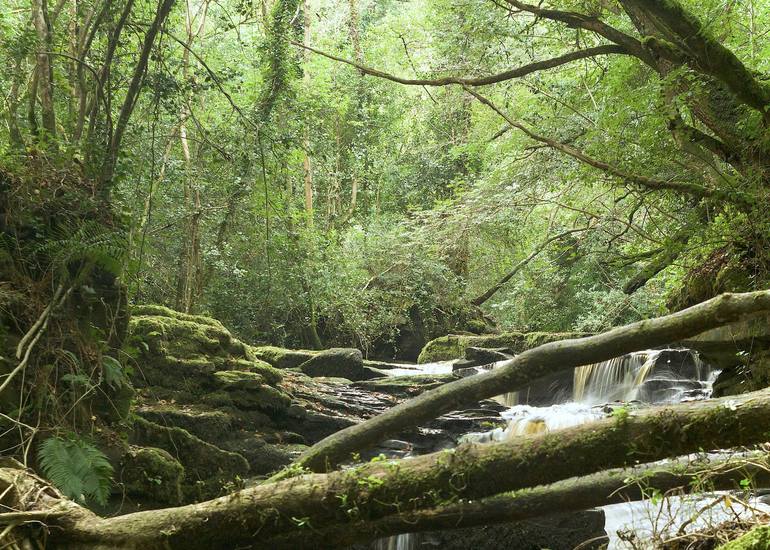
378,509,608,550
353,374,456,397
126,306,283,392
418,331,591,363
129,417,249,501
464,347,513,365
212,370,292,412
298,348,382,381
135,405,234,444
119,446,184,505
684,314,770,396
252,346,317,369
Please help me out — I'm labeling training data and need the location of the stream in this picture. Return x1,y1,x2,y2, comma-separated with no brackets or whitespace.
372,349,770,549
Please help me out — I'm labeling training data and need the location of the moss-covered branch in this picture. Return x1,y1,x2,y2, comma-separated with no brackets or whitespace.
621,0,770,113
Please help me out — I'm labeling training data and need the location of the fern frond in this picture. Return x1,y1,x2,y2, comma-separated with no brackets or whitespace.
39,435,113,506
35,221,127,277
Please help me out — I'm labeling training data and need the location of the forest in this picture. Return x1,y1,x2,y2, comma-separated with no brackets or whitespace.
1,0,770,547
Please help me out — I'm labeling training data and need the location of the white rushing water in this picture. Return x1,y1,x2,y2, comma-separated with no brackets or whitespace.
374,348,751,549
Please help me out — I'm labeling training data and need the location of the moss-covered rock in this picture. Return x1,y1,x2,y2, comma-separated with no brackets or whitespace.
212,370,292,412
297,348,383,381
718,525,770,549
135,405,234,444
129,416,249,500
252,345,317,369
119,445,184,505
125,305,282,392
417,331,591,363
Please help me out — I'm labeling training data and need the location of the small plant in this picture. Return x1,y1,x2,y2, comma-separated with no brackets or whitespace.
38,435,113,506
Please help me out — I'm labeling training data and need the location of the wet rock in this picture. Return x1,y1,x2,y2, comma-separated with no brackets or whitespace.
378,509,608,550
464,346,512,365
353,374,456,397
119,446,184,506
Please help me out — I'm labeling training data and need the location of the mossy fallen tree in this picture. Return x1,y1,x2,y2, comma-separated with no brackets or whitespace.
5,387,770,548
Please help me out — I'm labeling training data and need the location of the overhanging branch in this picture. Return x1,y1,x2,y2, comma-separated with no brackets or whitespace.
465,87,754,208
294,42,628,86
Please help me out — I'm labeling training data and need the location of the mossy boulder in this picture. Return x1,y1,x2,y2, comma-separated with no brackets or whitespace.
298,348,383,381
417,331,590,363
129,416,249,500
252,346,317,369
125,305,282,392
119,445,184,505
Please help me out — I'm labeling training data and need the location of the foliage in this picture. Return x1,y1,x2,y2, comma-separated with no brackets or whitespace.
38,435,114,506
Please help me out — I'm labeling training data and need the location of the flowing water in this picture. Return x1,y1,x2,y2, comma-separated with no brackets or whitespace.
373,348,767,549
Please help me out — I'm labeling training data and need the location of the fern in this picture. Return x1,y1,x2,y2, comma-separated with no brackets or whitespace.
38,435,113,505
35,220,127,277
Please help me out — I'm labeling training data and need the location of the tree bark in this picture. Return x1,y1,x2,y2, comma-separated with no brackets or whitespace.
32,0,56,139
5,391,770,548
100,0,176,191
295,290,770,472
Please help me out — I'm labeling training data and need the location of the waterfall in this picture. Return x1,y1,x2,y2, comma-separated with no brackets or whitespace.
573,350,660,404
371,533,415,550
574,348,712,405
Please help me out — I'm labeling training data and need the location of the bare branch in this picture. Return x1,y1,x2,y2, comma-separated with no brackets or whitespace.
294,41,628,87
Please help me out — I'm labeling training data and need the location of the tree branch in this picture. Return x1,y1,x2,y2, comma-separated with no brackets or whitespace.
471,226,591,306
8,388,770,548
504,0,656,66
464,87,754,208
620,0,770,113
293,41,628,86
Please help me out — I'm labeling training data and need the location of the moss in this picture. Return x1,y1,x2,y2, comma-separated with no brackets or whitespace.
213,370,292,412
131,304,225,330
718,525,770,549
129,416,249,500
124,305,283,391
120,445,184,505
252,345,317,369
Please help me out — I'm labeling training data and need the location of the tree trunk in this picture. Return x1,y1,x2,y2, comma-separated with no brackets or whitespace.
5,390,770,548
100,0,176,191
32,0,56,139
302,0,314,227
